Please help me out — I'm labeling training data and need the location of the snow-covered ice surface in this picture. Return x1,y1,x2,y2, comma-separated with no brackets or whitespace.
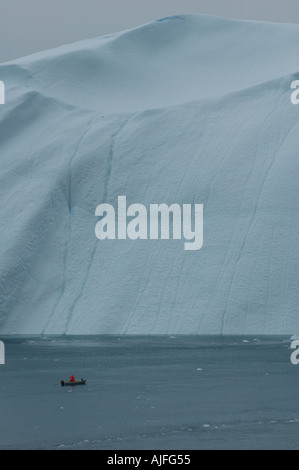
0,335,299,450
0,14,299,334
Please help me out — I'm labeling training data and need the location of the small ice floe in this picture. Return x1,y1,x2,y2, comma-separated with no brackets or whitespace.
288,417,299,423
290,335,299,341
202,424,210,428
242,340,249,343
197,368,203,371
59,406,64,410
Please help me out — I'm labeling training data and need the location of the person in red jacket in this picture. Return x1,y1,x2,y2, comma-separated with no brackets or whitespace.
69,375,75,382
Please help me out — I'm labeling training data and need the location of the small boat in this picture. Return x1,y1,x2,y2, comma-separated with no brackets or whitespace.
61,378,86,386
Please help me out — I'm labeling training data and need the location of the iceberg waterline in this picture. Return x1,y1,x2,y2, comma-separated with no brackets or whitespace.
0,14,298,334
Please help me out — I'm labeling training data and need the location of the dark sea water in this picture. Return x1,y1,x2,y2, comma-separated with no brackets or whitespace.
0,335,298,450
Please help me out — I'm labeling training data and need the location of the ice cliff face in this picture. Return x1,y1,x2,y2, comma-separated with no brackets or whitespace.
0,14,298,334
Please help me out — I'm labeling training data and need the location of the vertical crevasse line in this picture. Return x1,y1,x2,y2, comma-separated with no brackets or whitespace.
41,114,99,335
102,115,133,203
64,114,134,334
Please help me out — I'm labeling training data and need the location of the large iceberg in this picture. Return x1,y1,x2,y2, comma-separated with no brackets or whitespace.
0,14,298,334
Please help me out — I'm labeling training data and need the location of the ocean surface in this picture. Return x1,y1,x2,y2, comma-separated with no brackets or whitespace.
0,335,298,450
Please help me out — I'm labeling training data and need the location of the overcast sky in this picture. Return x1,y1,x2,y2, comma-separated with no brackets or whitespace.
1,0,299,63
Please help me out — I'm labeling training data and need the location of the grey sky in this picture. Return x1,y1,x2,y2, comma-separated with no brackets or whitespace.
1,0,299,63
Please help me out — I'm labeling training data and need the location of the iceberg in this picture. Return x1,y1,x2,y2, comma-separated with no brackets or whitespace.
0,14,298,334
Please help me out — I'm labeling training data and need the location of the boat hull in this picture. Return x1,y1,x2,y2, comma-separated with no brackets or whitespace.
61,380,86,386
